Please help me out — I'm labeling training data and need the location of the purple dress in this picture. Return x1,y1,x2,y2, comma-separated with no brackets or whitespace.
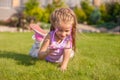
45,31,72,63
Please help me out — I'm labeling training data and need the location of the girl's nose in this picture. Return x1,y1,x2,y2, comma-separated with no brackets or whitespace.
61,32,66,37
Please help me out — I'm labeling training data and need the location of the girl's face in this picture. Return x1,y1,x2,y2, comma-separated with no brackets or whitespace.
55,22,72,40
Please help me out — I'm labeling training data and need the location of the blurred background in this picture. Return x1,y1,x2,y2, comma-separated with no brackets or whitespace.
0,1,120,80
0,0,120,33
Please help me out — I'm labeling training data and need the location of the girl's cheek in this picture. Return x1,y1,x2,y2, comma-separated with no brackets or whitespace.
67,32,71,35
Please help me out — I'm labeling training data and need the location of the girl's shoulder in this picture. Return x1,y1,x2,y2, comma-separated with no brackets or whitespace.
43,31,54,42
41,32,51,47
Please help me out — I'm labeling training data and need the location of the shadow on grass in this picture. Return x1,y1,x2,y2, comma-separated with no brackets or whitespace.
0,50,38,66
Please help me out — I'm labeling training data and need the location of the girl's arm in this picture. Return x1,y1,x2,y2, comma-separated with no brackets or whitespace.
60,41,72,71
60,49,71,71
38,33,50,59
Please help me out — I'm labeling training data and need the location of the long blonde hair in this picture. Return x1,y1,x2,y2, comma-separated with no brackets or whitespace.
50,8,77,51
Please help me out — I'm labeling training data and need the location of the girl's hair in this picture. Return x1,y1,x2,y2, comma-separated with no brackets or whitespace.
50,8,77,51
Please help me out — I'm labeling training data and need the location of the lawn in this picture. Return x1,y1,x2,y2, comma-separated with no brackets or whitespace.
0,32,120,80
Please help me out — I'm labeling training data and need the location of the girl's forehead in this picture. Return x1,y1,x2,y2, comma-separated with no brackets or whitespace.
56,22,72,29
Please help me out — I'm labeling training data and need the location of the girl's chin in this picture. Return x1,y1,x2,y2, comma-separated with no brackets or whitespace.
56,34,66,40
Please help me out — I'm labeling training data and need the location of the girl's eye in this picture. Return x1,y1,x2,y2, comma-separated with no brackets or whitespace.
65,30,70,32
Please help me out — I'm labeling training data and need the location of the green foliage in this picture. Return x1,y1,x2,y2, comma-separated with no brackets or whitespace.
81,0,95,23
74,7,87,23
99,4,108,23
90,8,101,24
106,2,120,23
100,2,120,23
45,0,68,14
52,0,68,9
24,0,44,22
97,2,120,29
45,4,55,14
0,32,120,80
24,0,67,24
113,3,120,21
24,0,39,16
41,10,50,23
31,7,44,21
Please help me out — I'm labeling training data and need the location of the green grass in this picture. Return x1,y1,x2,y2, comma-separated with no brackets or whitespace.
0,32,120,80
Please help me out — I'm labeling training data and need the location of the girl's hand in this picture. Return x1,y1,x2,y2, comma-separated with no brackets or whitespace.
60,65,67,72
46,48,57,55
59,49,71,72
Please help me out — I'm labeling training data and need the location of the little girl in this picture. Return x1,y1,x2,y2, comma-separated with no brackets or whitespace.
29,8,77,71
